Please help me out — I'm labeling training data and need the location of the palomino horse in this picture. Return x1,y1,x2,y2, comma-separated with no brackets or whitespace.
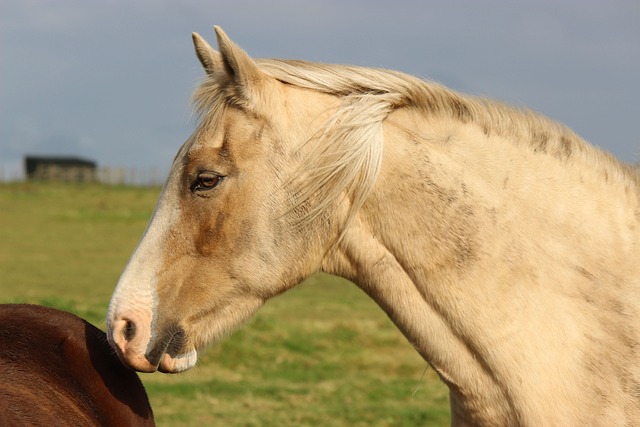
0,304,154,426
108,26,640,425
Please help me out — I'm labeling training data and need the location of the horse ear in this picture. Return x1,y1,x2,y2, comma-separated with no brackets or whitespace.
213,26,265,100
192,32,223,75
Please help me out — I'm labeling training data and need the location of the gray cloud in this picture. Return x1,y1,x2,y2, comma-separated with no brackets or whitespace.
1,0,638,180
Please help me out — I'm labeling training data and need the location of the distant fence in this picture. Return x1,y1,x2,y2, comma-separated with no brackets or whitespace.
0,165,166,186
0,165,24,182
96,166,166,186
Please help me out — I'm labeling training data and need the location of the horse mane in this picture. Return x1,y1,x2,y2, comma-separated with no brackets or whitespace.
192,58,640,227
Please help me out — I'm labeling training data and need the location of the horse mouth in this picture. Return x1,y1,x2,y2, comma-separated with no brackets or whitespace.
145,328,185,366
145,327,198,373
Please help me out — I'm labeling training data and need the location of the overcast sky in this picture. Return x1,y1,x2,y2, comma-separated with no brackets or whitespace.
1,1,638,180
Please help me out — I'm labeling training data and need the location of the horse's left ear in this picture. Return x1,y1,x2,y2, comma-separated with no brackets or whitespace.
192,32,223,75
213,26,266,103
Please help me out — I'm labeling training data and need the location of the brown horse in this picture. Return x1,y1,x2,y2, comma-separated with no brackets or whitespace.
0,304,154,426
108,26,640,425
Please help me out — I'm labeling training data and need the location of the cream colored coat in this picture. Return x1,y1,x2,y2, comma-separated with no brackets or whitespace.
108,27,640,426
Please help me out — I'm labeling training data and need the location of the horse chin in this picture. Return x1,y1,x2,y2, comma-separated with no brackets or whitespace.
157,349,198,373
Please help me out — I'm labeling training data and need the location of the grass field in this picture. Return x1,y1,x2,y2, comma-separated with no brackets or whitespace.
0,182,450,426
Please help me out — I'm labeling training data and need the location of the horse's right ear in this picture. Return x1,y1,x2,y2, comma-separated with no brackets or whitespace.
213,26,266,103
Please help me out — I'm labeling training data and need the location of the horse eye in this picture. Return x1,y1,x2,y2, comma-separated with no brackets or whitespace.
192,173,223,193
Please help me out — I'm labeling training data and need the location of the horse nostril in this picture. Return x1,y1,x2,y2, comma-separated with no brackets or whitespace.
124,319,136,342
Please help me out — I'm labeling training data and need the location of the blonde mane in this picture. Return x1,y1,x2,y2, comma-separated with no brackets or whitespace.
193,58,639,226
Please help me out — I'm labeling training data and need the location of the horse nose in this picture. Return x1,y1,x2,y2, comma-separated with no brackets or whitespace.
109,314,158,373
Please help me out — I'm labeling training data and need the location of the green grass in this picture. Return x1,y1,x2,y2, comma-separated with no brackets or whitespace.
0,182,450,426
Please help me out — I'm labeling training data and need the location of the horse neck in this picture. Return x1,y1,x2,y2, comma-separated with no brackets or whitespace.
320,109,516,421
321,107,640,424
322,207,513,424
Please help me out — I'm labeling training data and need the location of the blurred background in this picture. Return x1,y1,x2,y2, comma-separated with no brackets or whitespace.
1,0,638,182
1,1,638,425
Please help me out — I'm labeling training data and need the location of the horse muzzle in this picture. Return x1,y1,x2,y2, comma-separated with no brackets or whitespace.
108,313,197,373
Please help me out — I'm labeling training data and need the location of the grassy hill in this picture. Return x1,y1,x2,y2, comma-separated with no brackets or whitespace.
0,182,449,426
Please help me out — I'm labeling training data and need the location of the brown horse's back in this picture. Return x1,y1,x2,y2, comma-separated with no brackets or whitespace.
0,304,154,426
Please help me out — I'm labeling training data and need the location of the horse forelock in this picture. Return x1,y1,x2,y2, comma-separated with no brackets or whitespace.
189,64,396,229
189,58,640,228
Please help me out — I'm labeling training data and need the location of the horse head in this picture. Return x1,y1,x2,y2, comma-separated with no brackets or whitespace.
107,27,351,372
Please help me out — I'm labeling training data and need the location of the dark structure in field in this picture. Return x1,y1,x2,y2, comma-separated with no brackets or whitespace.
25,156,97,182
